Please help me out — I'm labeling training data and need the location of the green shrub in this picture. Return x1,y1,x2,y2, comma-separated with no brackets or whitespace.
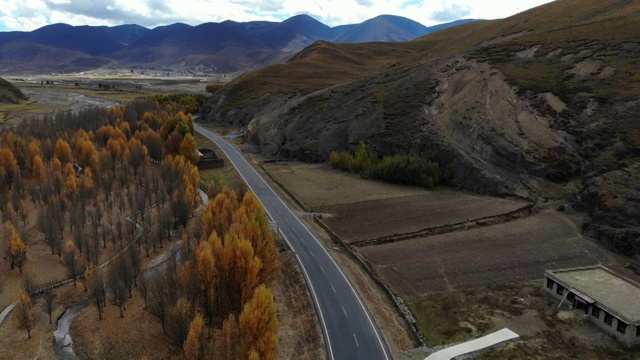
330,141,448,188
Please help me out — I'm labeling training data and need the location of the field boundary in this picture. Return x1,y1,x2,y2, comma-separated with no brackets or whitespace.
257,162,314,213
313,215,427,347
350,202,537,247
257,161,426,347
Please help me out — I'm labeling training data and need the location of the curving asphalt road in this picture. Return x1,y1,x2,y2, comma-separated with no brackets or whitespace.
195,124,391,360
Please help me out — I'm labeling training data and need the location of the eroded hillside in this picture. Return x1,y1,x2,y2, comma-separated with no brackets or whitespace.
202,0,640,256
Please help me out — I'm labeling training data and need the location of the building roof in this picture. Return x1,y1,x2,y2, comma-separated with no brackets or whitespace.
546,265,640,324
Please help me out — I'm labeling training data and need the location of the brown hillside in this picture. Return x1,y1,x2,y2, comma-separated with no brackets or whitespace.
203,0,640,256
0,76,27,104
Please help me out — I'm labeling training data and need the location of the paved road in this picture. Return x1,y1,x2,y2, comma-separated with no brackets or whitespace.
195,124,391,360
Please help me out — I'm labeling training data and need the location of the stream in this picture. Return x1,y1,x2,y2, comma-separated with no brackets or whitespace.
53,302,88,360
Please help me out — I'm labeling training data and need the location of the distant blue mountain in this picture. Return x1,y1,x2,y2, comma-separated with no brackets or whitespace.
0,16,478,73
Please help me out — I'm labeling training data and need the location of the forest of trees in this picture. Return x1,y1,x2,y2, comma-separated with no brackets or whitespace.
0,96,279,358
330,141,450,188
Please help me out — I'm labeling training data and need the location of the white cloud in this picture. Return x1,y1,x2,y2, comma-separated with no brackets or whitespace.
0,0,555,31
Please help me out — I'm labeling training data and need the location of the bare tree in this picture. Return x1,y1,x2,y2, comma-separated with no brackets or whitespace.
89,270,106,320
167,297,193,349
128,244,142,287
148,271,170,334
138,274,149,309
107,259,128,317
40,290,56,324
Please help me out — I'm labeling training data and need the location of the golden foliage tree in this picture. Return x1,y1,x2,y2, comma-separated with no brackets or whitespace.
75,137,99,169
54,139,73,164
0,147,18,188
25,139,41,173
196,241,216,322
211,314,240,360
184,314,205,360
180,133,199,164
239,285,278,360
32,155,46,187
6,221,28,273
15,289,35,339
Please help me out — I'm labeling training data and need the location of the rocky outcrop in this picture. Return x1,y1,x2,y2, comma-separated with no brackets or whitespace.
575,164,640,256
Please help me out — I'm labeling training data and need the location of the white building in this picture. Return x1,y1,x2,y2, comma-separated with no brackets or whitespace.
544,265,640,347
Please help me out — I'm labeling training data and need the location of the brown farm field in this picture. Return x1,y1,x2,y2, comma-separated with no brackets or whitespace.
358,212,612,298
262,162,430,208
319,193,528,244
259,160,637,357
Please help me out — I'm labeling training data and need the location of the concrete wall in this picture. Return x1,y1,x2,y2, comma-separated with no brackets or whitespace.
197,158,224,170
543,276,640,347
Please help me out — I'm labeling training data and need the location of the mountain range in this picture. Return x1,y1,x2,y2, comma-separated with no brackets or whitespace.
0,15,475,74
201,0,640,257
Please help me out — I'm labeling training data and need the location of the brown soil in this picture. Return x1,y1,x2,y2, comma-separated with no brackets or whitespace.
358,212,613,297
71,293,180,360
319,192,528,244
274,252,325,360
262,162,430,208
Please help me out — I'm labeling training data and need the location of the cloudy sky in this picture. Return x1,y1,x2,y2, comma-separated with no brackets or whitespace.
0,0,554,31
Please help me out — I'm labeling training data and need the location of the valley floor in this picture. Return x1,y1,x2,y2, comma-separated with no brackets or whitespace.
258,159,640,359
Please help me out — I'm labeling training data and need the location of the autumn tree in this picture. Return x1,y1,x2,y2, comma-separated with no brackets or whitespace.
5,221,28,273
168,297,193,349
63,240,83,286
15,289,35,339
180,133,199,164
196,241,216,322
166,130,183,155
32,155,46,188
184,314,205,360
239,285,278,360
0,147,19,188
40,290,56,324
54,139,73,164
126,138,148,176
135,129,164,162
211,314,240,360
25,139,41,174
75,137,99,170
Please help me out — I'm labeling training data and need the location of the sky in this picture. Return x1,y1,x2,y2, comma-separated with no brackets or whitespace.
0,0,555,31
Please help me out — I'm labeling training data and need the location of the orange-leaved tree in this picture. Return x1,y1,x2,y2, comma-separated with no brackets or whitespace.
15,289,35,339
180,133,199,165
5,221,28,273
239,284,277,360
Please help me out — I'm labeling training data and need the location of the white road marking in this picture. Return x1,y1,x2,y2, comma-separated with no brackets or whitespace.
310,250,315,258
320,265,325,274
331,284,336,293
353,333,360,348
196,125,391,360
342,306,347,317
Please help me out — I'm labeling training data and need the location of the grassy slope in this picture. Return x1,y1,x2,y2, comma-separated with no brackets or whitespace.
203,0,640,254
0,77,27,104
208,0,640,111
